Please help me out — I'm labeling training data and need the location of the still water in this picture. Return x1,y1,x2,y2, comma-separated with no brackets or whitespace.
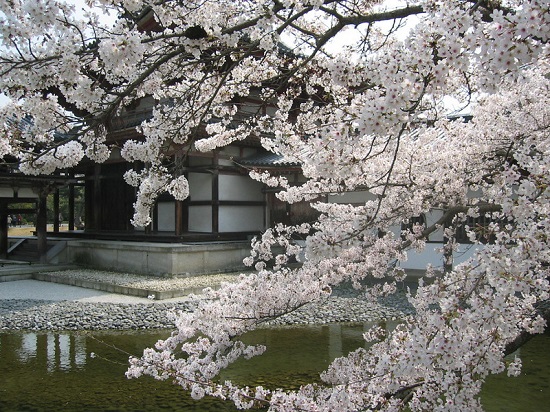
1,324,548,411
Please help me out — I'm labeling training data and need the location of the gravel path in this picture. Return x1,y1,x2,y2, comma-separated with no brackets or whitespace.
0,269,416,331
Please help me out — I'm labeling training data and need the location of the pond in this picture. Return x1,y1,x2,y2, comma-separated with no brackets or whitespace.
1,324,548,411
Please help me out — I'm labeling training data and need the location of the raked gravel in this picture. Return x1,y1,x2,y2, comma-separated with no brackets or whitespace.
0,269,415,331
39,268,242,291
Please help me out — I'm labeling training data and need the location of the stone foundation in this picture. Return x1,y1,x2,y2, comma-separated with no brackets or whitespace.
66,239,252,276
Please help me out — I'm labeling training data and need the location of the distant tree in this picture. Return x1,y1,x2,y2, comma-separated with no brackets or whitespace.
46,186,84,224
1,1,549,410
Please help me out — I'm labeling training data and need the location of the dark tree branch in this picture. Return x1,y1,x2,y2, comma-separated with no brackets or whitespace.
504,299,550,356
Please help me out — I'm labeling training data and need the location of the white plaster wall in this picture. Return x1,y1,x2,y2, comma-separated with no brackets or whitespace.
425,209,445,242
400,243,482,270
189,205,212,232
219,205,264,232
0,187,13,197
319,196,475,272
189,172,212,201
157,201,175,231
18,188,38,198
389,210,446,242
328,191,376,204
219,175,263,201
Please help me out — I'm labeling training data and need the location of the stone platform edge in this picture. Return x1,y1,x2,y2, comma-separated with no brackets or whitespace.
0,265,206,300
31,272,207,300
1,264,427,301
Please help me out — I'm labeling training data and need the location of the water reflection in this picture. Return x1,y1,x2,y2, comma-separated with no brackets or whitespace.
0,322,383,377
9,333,88,373
0,324,392,411
0,325,548,411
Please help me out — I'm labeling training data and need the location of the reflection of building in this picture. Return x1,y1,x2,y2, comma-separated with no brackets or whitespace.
2,332,87,373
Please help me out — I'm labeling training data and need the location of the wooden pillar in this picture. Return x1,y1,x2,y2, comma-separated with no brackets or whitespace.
443,239,454,273
53,188,60,232
176,157,189,236
212,151,219,234
0,199,8,259
68,183,75,231
84,178,93,230
36,191,48,264
93,164,101,231
175,200,183,236
147,204,156,234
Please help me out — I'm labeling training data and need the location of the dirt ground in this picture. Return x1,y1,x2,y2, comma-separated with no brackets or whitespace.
8,225,69,236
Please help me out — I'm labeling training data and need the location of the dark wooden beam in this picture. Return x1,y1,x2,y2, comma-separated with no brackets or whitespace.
175,200,183,236
188,200,266,207
0,199,8,259
152,202,158,233
7,208,36,214
3,198,39,204
93,164,101,231
53,188,60,232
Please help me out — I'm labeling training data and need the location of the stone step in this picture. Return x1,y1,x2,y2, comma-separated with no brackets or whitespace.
7,238,64,263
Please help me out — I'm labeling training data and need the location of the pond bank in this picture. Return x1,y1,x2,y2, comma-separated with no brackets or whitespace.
0,269,415,331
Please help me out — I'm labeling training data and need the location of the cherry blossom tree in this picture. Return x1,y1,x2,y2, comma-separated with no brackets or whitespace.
1,0,549,410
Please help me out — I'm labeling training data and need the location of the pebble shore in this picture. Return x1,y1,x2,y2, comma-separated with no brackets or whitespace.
0,270,416,331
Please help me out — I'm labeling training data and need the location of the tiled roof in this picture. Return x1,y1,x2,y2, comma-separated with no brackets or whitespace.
236,152,301,168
